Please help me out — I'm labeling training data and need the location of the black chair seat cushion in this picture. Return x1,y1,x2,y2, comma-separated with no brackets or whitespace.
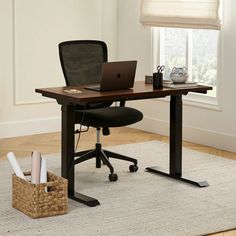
75,107,143,128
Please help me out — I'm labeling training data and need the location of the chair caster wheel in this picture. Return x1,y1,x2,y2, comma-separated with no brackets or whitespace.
129,164,138,172
109,173,118,182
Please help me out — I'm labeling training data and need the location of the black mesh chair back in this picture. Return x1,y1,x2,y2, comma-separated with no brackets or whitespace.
59,40,111,109
59,40,107,86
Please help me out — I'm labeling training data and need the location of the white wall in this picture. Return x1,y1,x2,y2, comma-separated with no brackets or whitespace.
0,0,117,138
1,0,235,153
117,0,236,153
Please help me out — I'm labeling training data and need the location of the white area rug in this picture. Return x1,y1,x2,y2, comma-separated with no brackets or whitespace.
0,141,236,236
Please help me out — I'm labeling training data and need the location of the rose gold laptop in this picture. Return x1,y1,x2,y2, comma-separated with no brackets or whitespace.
85,61,137,92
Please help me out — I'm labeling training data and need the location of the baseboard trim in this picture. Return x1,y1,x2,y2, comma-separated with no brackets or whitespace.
1,116,235,153
0,117,61,138
131,116,236,153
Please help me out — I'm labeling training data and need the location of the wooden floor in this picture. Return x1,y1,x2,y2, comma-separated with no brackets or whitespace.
0,127,236,236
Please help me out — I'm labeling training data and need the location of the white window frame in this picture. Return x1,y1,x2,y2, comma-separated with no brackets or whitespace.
151,27,223,111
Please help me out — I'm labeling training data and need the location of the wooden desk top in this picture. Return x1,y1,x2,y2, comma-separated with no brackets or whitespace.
36,81,212,104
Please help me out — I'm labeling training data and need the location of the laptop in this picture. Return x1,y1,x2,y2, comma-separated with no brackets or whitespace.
85,60,137,92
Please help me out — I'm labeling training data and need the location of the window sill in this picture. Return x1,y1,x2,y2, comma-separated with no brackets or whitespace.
154,92,222,112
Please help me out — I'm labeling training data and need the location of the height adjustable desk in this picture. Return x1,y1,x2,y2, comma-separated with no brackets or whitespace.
36,81,212,207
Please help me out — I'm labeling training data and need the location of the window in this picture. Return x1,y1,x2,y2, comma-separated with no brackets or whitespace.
153,27,221,103
152,27,221,110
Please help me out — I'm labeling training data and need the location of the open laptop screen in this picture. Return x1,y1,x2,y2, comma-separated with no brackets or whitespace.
85,60,137,92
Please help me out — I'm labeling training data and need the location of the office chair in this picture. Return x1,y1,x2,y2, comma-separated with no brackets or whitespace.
59,40,143,181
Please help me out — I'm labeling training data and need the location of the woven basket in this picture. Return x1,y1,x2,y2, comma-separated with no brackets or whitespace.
12,171,68,219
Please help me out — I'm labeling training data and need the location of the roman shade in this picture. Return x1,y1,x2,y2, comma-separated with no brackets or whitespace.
140,0,221,30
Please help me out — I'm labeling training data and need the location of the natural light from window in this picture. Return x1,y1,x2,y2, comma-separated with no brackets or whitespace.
157,28,219,98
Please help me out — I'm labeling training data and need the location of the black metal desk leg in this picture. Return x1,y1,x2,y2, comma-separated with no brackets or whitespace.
61,104,100,206
146,95,209,187
170,94,182,176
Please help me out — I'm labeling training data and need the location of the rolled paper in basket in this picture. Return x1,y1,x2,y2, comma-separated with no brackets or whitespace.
7,152,26,180
31,151,41,184
40,157,47,192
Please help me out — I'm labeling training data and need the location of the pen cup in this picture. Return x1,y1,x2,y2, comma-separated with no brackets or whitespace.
153,72,163,89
